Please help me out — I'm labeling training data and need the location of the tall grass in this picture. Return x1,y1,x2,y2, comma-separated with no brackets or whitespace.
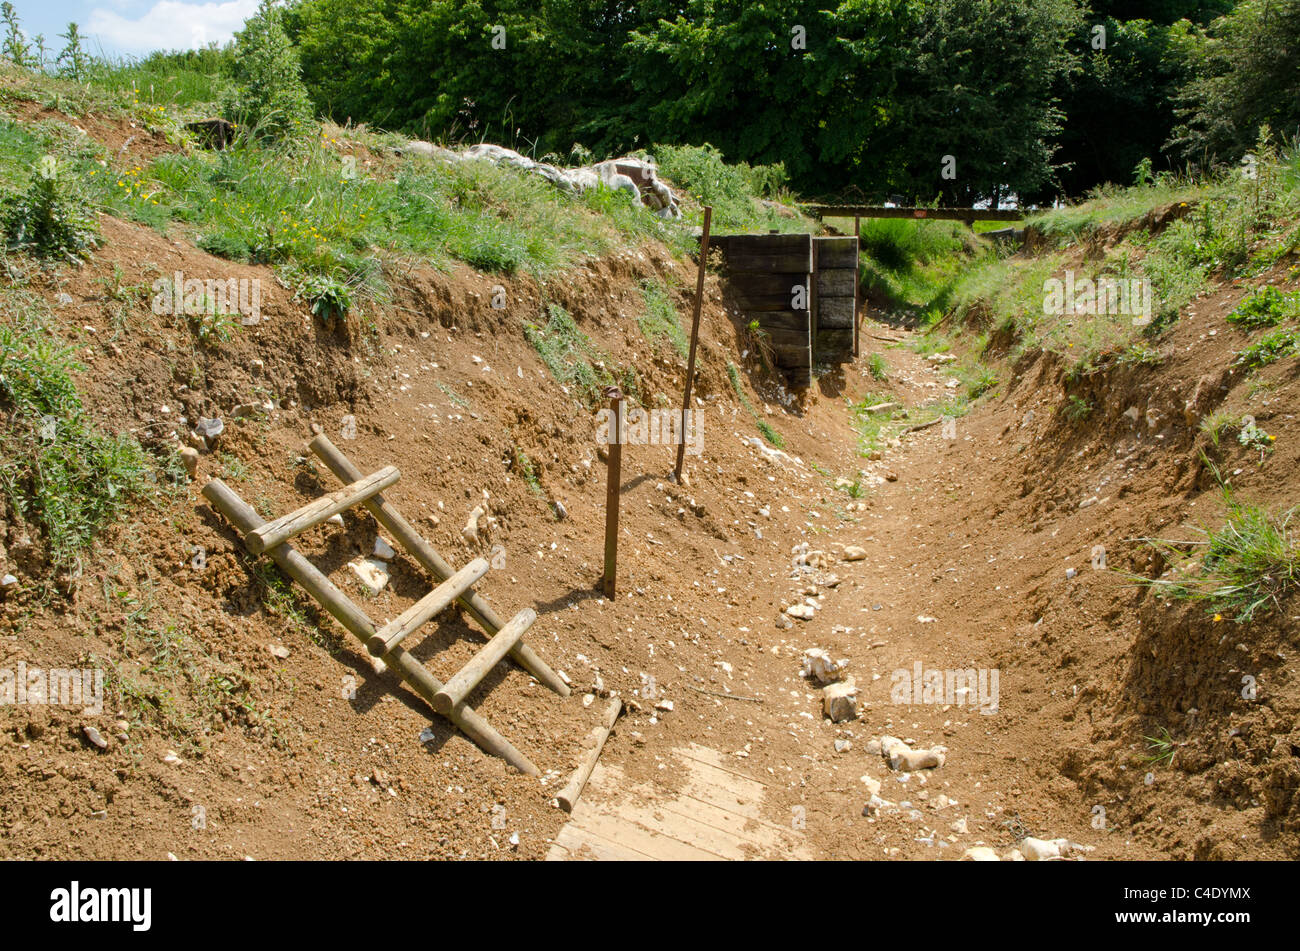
0,291,163,569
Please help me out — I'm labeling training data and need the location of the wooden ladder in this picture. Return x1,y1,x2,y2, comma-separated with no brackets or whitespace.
201,434,569,776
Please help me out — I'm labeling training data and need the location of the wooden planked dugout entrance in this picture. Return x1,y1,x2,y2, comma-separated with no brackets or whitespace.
711,232,858,387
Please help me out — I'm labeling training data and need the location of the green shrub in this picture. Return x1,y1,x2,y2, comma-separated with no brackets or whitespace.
221,1,313,144
2,160,99,261
1227,285,1300,330
0,296,157,568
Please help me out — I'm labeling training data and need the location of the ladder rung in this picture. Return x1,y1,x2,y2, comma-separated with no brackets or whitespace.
366,558,489,657
246,465,400,555
434,607,536,714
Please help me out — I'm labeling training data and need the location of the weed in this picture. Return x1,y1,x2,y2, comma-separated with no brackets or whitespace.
1136,487,1299,623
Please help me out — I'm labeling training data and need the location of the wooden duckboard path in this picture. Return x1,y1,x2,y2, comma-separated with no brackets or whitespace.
546,744,810,861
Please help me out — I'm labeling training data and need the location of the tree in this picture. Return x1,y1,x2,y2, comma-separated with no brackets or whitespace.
883,0,1084,206
1170,0,1300,165
223,0,314,142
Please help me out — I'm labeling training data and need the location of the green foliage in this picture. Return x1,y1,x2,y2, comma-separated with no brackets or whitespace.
1236,327,1299,368
222,0,313,143
56,23,91,82
2,2,30,68
867,353,888,381
1171,0,1300,165
1062,395,1093,421
2,160,100,261
1138,487,1299,623
655,143,806,233
1226,285,1300,330
636,279,688,358
0,295,157,568
524,303,622,406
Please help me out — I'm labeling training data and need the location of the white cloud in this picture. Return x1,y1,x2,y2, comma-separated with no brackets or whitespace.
87,0,259,54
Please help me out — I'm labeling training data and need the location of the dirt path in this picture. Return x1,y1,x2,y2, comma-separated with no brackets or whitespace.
550,329,1154,861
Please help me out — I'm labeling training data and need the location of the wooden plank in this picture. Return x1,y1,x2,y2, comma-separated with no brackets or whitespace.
727,272,814,296
816,270,856,296
807,204,1024,222
562,806,725,861
552,823,659,862
751,310,812,333
577,798,748,860
727,292,806,313
817,297,855,328
308,436,569,699
724,251,813,273
714,233,811,252
368,558,489,657
246,465,400,555
815,236,859,270
434,607,537,713
816,330,854,362
756,327,811,349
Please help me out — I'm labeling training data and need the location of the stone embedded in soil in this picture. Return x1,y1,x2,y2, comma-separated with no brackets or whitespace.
349,557,391,594
179,447,199,477
268,644,290,659
802,647,848,685
194,417,224,439
786,604,815,620
1,573,18,596
82,725,108,749
881,735,945,771
962,847,1000,861
372,536,397,561
823,678,858,722
1017,837,1094,861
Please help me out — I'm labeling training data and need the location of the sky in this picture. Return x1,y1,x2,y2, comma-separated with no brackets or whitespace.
13,1,260,59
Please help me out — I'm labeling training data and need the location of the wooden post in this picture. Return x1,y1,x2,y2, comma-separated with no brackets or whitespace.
307,435,569,698
246,465,399,555
853,216,862,358
367,557,489,657
602,387,624,600
556,698,622,812
201,478,541,776
674,205,711,483
434,608,536,715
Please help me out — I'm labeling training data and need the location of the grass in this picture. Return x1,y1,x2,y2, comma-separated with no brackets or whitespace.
0,290,163,570
853,217,986,319
637,278,688,358
1141,727,1178,768
1135,485,1299,624
726,361,783,447
1236,327,1299,368
654,143,811,235
1226,285,1300,330
934,142,1300,371
514,447,543,496
524,302,635,407
867,352,888,380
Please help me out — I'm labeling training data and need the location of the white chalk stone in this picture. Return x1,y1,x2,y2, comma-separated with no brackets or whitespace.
962,847,1000,861
823,677,858,722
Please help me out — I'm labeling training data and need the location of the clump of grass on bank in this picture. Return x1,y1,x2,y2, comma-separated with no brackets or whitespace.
524,303,637,407
1136,485,1299,624
726,361,783,447
939,142,1300,374
655,143,810,235
637,278,688,358
0,290,163,569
